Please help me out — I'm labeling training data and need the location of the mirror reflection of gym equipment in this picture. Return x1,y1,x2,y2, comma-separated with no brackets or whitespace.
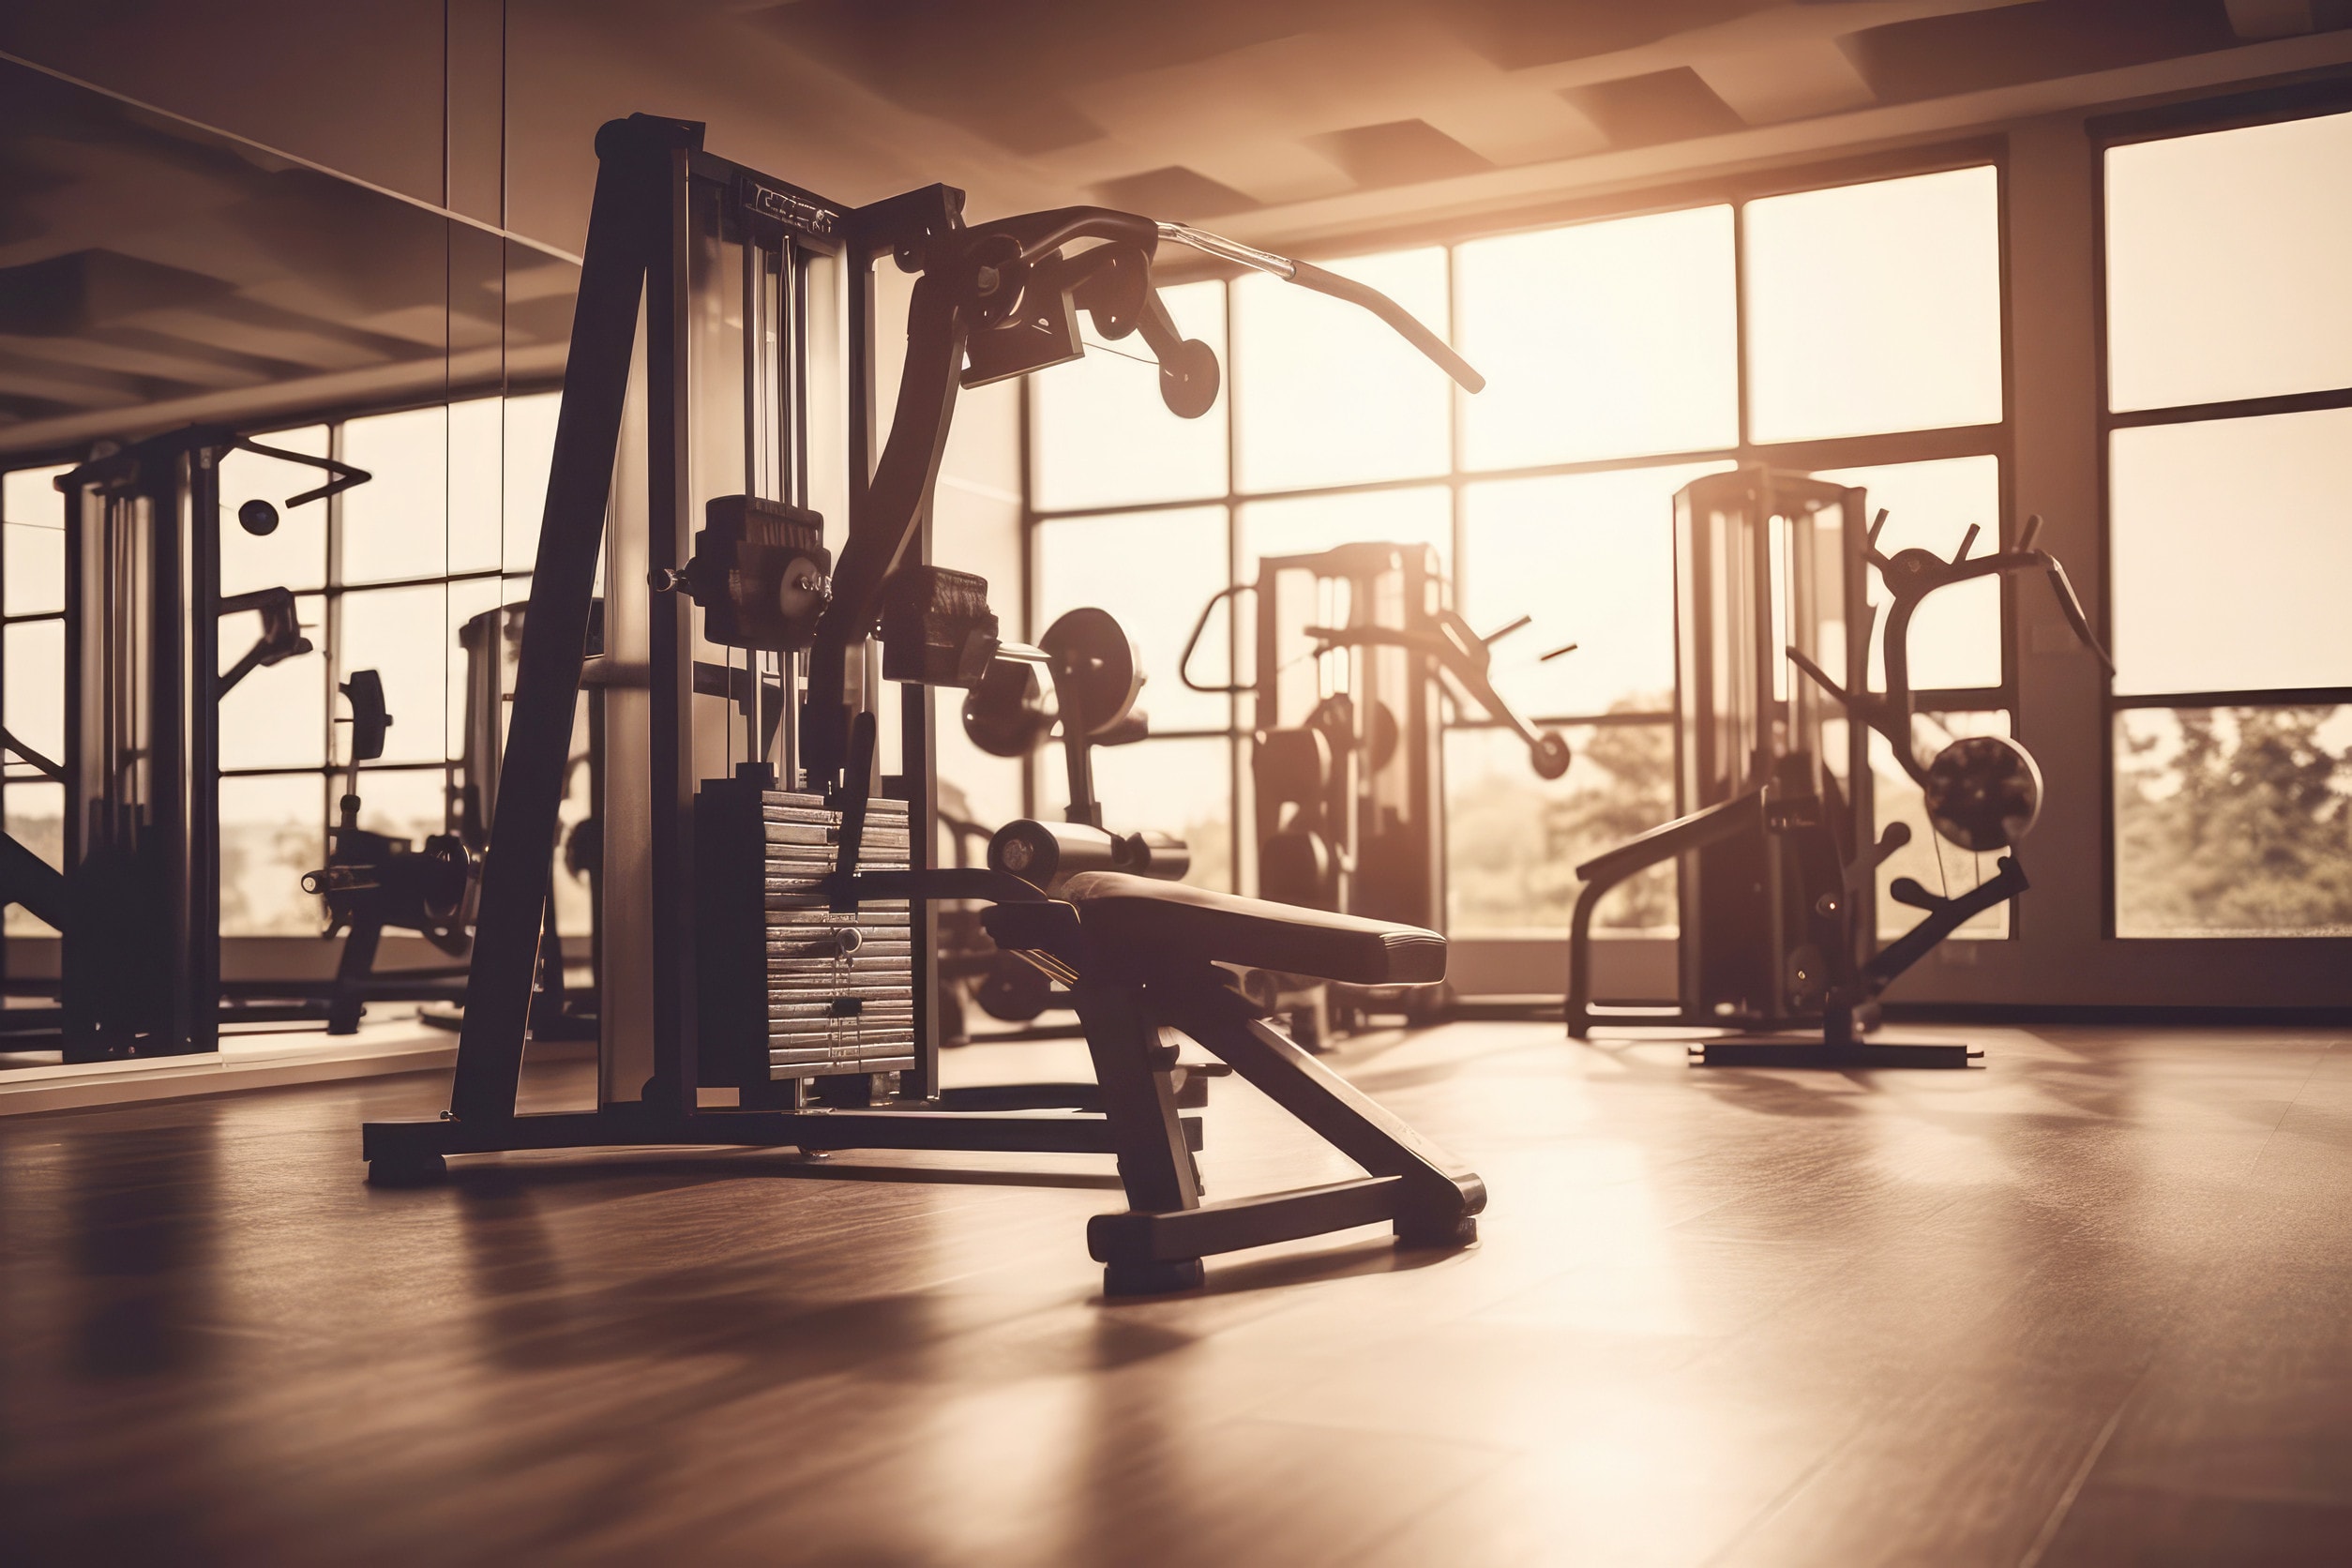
5,17,2351,1566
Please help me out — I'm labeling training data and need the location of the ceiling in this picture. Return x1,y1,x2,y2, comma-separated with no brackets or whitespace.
0,0,2346,456
497,0,2351,246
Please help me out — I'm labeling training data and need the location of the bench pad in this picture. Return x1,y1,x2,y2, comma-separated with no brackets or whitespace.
1059,872,1445,986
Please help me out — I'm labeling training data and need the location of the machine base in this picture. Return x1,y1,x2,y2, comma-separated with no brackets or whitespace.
1692,1035,1981,1069
361,1104,1205,1184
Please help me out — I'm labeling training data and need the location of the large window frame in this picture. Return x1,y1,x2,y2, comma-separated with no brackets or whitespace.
2092,82,2352,941
1022,139,2022,955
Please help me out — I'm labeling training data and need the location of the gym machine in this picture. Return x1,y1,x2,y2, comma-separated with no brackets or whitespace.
304,603,600,1039
360,114,1493,1296
945,604,1192,1035
1564,467,2109,1067
1182,541,1571,1037
0,425,363,1061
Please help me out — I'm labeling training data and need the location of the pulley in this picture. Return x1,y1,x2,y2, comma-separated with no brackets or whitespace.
1922,734,2043,852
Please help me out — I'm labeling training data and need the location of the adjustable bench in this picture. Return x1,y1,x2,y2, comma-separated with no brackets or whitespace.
984,871,1486,1297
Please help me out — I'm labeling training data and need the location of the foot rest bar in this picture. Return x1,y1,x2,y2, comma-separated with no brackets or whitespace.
1087,1175,1409,1264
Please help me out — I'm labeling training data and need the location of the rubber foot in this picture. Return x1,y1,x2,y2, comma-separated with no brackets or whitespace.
367,1153,447,1187
1103,1258,1206,1298
1395,1214,1479,1250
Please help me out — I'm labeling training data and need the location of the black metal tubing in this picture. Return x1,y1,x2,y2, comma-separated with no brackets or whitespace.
367,1107,1202,1161
1695,1037,1975,1069
1151,973,1485,1232
1089,1176,1406,1264
450,115,701,1123
1564,791,1764,1038
0,830,66,928
186,442,221,1055
1865,857,2029,988
805,273,966,784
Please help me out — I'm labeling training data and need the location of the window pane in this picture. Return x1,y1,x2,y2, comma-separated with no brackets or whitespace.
1234,249,1451,491
504,392,562,572
448,397,504,576
1238,488,1452,731
1037,734,1231,892
1446,723,1675,938
1814,455,2002,692
1033,505,1229,733
3,780,63,935
2116,704,2352,938
1030,279,1228,512
3,619,63,765
4,464,68,616
1457,206,1736,471
338,585,448,763
2111,407,2352,695
342,406,447,584
1462,462,1728,720
220,774,324,937
1238,486,1451,581
2106,111,2352,412
220,427,328,596
1745,167,2002,443
220,594,326,770
349,766,447,845
1871,712,2012,940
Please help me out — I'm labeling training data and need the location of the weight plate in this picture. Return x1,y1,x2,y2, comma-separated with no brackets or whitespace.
1040,607,1142,737
960,659,1053,758
1922,734,2043,852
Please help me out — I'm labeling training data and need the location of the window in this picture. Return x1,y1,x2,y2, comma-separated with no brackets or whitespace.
1743,166,2004,444
1455,205,1737,470
0,391,561,940
2103,109,2352,938
0,464,68,937
1025,162,2011,949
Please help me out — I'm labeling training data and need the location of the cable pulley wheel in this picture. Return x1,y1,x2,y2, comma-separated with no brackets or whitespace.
1922,734,2043,852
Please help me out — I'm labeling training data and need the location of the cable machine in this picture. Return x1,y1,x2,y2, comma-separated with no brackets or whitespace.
362,115,1495,1297
1564,466,2109,1066
1181,541,1571,1039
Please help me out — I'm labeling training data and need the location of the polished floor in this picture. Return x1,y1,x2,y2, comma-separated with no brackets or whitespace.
2,1020,2348,1567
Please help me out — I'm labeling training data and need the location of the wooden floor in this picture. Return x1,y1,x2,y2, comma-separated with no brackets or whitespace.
3,1021,2349,1567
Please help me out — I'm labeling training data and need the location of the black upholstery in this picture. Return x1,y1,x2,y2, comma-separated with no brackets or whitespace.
1059,871,1446,986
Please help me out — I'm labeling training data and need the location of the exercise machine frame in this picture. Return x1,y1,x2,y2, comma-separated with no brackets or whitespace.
360,116,1488,1296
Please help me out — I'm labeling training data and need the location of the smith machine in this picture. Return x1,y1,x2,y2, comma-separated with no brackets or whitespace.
1565,468,2109,1067
363,115,1493,1296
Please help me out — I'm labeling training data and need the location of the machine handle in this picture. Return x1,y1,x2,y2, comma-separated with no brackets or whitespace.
1178,582,1251,694
1155,221,1485,392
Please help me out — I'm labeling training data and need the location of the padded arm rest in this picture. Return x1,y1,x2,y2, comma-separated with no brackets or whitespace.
1060,871,1444,987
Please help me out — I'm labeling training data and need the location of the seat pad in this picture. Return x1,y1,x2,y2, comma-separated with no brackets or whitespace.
1059,871,1445,986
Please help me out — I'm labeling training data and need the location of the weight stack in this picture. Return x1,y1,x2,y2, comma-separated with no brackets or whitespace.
695,776,914,1086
